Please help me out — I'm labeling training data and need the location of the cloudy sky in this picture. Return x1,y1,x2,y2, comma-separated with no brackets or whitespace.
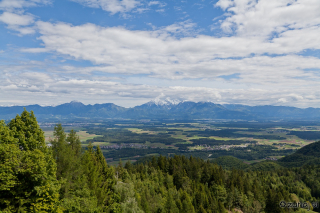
0,0,319,108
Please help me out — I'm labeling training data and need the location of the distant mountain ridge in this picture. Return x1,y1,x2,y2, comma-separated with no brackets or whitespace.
1,99,320,121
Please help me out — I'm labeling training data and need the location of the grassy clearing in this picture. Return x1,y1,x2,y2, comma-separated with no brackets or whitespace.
243,159,265,164
127,128,143,133
171,134,205,142
144,142,169,148
268,156,284,159
174,141,193,145
76,131,102,142
165,145,179,150
189,145,206,151
208,136,242,141
171,134,187,139
235,131,264,135
91,142,110,146
127,128,158,134
168,127,200,131
299,140,315,145
255,136,315,150
44,131,54,143
146,153,160,156
44,130,101,143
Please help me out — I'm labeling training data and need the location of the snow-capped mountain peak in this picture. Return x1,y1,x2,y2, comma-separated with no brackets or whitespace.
151,97,181,106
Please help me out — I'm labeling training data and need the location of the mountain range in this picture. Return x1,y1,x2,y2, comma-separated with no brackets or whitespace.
1,99,320,121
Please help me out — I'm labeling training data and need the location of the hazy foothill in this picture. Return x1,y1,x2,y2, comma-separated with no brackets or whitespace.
1,100,320,121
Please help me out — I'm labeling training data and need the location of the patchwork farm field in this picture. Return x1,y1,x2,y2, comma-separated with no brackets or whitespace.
44,129,102,143
42,120,320,164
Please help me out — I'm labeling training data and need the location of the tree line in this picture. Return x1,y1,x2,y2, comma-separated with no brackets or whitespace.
0,110,120,212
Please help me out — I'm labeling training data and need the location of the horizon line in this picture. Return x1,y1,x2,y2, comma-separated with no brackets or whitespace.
0,100,317,110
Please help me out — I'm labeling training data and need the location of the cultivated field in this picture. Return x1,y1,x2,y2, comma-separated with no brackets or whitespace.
42,121,320,164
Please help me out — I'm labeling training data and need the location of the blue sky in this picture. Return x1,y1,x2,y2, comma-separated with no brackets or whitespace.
0,0,320,108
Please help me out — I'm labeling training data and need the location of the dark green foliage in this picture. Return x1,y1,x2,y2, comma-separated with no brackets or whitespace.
295,141,320,156
103,148,215,161
102,144,294,162
278,141,320,167
288,131,320,140
51,124,120,212
211,156,250,170
124,155,320,213
248,161,283,171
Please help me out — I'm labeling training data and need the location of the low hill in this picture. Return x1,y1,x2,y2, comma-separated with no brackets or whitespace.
278,141,320,167
211,156,249,170
247,161,283,171
211,156,285,171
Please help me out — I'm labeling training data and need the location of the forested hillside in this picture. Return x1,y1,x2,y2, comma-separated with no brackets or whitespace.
1,110,320,212
278,141,320,167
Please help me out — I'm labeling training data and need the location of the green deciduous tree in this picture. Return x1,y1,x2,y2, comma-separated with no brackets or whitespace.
7,110,46,151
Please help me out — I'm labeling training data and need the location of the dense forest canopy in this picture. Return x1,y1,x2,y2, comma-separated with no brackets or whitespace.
0,110,320,212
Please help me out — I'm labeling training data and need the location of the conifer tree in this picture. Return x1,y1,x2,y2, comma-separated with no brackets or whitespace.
0,110,60,212
218,201,226,213
199,204,207,213
165,189,179,213
125,160,133,173
66,129,81,156
7,109,46,151
140,191,150,213
52,126,101,212
181,191,195,213
51,123,67,178
95,146,118,210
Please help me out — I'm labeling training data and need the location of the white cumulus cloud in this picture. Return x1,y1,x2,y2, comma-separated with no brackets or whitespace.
0,0,51,10
216,0,320,38
0,12,34,25
70,0,141,14
0,12,35,34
